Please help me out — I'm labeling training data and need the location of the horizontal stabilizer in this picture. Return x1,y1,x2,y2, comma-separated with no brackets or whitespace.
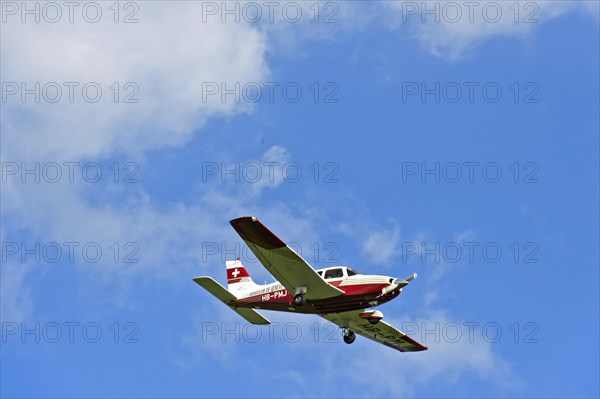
193,277,270,325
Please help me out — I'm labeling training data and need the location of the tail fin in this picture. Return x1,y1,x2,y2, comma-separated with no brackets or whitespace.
226,258,259,293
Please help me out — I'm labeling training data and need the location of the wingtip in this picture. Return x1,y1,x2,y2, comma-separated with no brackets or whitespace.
230,216,257,224
229,216,286,249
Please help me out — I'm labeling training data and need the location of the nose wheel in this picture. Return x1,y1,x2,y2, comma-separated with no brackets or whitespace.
342,328,356,344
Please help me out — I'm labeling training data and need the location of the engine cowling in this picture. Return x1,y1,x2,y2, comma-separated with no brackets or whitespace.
381,273,418,295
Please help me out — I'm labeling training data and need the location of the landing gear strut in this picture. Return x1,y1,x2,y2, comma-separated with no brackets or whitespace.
343,328,356,344
293,293,305,307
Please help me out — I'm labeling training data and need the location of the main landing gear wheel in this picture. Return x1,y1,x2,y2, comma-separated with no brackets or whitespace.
293,293,305,307
368,317,380,325
343,330,356,344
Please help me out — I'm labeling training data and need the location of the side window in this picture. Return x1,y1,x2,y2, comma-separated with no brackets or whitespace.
317,270,323,277
347,269,357,276
324,268,343,279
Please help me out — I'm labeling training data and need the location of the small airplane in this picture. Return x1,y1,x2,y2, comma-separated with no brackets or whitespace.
194,216,428,352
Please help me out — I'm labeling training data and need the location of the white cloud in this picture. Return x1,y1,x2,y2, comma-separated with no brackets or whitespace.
0,145,301,277
454,229,477,243
383,1,596,60
0,3,275,319
177,306,519,397
580,1,600,20
247,145,292,197
0,3,584,392
1,2,269,161
260,0,598,61
322,309,518,397
0,144,323,320
361,218,402,265
0,262,33,324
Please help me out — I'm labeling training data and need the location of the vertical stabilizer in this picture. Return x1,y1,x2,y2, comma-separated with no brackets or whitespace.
226,258,259,294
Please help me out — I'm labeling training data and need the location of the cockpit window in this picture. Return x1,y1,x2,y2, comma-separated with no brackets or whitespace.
317,270,323,277
346,268,360,276
324,268,343,279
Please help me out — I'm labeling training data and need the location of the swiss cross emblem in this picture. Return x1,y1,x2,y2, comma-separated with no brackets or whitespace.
231,268,240,278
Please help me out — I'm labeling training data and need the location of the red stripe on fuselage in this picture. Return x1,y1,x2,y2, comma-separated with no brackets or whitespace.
230,281,401,314
331,281,390,296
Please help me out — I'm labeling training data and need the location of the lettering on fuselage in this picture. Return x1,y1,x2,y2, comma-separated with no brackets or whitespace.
261,290,289,302
247,283,288,302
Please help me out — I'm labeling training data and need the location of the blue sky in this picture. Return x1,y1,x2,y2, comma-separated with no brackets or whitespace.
1,1,599,398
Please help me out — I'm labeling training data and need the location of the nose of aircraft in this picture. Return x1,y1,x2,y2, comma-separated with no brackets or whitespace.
382,273,418,294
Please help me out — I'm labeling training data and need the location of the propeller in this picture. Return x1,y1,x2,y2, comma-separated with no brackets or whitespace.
381,273,417,295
